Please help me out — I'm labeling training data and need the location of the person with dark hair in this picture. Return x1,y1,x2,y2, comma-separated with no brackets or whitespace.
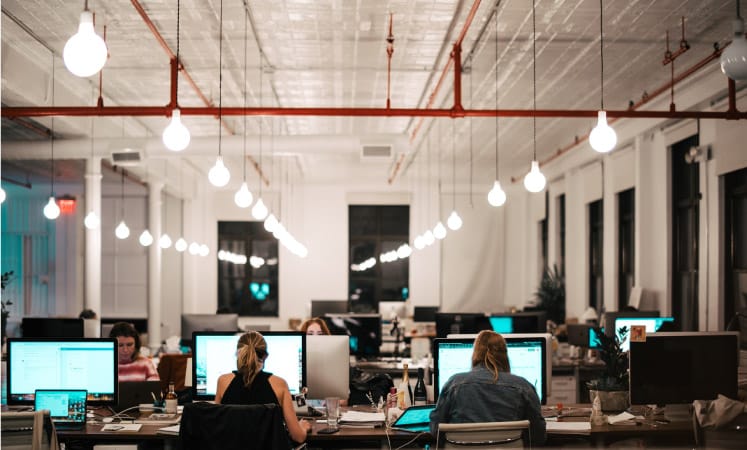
299,317,330,335
78,309,97,319
109,321,159,382
215,331,311,445
429,330,546,445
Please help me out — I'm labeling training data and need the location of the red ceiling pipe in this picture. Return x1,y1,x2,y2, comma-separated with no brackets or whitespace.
452,43,465,115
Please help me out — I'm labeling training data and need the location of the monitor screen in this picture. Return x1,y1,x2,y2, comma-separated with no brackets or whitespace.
21,318,84,338
433,335,548,404
566,324,604,349
310,300,348,318
489,316,514,333
589,327,604,349
413,306,439,322
191,331,305,400
6,338,118,406
614,317,674,351
629,332,738,406
601,310,660,337
181,314,239,345
323,314,382,357
435,313,492,338
305,335,350,399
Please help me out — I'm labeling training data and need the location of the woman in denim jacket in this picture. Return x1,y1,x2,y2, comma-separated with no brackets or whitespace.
429,330,546,445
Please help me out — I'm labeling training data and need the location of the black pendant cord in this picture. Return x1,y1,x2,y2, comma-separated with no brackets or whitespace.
120,170,125,221
599,0,604,111
176,0,180,102
50,53,56,198
495,8,500,180
532,0,537,162
451,120,456,210
217,0,223,157
258,51,264,198
242,6,248,182
469,67,473,208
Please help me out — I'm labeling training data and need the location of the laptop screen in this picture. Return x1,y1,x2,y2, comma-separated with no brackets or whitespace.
392,405,436,431
35,389,87,426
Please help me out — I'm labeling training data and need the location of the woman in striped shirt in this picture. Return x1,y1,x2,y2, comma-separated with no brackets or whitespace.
109,322,159,382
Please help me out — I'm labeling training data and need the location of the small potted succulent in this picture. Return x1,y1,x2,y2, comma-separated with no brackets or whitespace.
586,326,630,412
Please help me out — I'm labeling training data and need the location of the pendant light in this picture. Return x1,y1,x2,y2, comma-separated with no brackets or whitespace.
44,56,60,220
0,188,6,204
84,111,100,229
115,169,130,239
252,51,268,221
524,0,546,193
589,0,617,153
721,0,747,80
208,0,231,187
163,0,190,151
446,120,462,230
174,160,188,252
235,11,254,208
139,229,154,247
432,121,447,240
63,0,107,78
488,11,507,207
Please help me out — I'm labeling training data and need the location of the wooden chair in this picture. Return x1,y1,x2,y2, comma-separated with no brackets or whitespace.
1,410,58,450
437,420,531,449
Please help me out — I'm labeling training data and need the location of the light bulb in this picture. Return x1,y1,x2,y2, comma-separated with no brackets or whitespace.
199,244,209,257
208,156,231,187
251,198,268,220
589,110,617,153
139,230,154,246
397,244,412,259
162,109,190,151
84,211,100,229
115,220,130,239
159,233,172,249
487,180,507,207
523,160,546,193
423,230,435,246
721,19,747,80
175,238,188,252
433,222,447,239
189,242,200,255
43,196,60,220
234,182,253,208
63,11,108,77
0,187,6,203
447,210,463,230
414,235,425,250
264,214,278,232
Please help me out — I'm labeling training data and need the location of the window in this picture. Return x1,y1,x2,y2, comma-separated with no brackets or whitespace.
723,167,747,327
618,188,635,310
349,205,409,313
217,221,278,317
589,199,603,311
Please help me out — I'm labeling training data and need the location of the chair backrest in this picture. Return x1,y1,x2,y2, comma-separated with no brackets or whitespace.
437,420,530,449
179,402,290,450
1,410,58,450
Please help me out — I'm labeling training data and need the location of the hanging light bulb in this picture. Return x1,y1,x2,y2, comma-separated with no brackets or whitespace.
188,242,200,255
84,211,100,229
43,196,60,220
234,181,253,208
63,10,108,77
162,109,190,151
487,180,507,207
423,230,435,246
115,220,130,239
208,156,231,187
0,187,6,203
264,213,278,232
414,235,425,250
175,238,188,252
139,230,154,247
199,244,210,257
524,160,546,193
721,18,747,80
447,210,463,230
589,111,617,153
159,233,172,249
433,222,447,239
251,198,268,220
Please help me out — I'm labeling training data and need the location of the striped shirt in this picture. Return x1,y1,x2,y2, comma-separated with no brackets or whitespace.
118,357,159,382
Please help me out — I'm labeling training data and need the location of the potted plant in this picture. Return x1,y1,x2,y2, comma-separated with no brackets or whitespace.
586,326,629,412
534,264,565,325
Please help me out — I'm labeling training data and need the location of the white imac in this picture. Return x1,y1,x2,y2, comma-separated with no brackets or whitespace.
305,335,350,400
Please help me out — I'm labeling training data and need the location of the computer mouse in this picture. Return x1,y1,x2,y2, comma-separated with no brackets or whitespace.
102,417,114,423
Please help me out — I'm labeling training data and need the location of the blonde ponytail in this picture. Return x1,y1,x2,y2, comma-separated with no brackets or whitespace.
236,331,268,387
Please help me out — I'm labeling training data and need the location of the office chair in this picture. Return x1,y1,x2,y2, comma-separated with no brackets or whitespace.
437,420,531,449
180,402,300,450
1,410,59,450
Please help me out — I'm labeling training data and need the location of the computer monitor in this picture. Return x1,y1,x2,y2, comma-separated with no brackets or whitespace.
378,301,407,321
511,311,548,333
181,313,239,346
488,316,514,333
191,331,305,401
433,334,549,404
614,316,674,351
629,332,738,412
566,324,604,349
413,306,439,322
601,310,660,337
322,314,382,358
310,300,348,318
305,335,350,400
435,313,491,338
6,338,118,406
21,318,84,338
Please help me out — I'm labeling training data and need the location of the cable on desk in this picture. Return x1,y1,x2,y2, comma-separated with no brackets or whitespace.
394,432,427,450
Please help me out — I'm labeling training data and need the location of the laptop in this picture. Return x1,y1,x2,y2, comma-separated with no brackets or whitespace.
34,389,87,430
115,381,163,413
391,404,436,433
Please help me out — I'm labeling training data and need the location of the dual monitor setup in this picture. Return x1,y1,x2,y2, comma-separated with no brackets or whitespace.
567,310,675,352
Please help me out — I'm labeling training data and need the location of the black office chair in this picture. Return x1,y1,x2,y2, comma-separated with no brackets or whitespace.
180,402,294,450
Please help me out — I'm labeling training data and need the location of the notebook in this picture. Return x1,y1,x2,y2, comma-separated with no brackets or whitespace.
115,381,163,413
391,404,436,433
34,389,87,430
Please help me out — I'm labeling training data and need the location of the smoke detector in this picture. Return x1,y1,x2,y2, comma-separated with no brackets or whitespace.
360,145,393,161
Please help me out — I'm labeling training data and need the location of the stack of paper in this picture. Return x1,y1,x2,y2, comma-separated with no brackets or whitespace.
157,424,181,436
338,411,386,428
545,422,591,435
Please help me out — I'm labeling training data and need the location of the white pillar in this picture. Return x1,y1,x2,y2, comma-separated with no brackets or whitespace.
148,181,164,350
84,157,102,336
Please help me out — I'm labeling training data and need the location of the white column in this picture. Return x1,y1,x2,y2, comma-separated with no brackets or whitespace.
84,157,102,335
148,181,164,350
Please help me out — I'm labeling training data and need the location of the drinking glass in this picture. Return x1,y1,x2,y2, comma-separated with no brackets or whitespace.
325,397,340,430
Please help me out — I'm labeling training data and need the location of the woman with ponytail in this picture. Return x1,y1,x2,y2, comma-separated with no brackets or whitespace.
429,330,546,445
215,331,311,444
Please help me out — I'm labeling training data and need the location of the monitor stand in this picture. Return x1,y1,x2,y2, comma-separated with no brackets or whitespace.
664,404,691,422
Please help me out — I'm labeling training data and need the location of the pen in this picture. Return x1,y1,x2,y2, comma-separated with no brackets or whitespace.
151,392,158,404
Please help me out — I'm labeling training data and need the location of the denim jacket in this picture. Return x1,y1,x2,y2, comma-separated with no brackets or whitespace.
429,365,547,445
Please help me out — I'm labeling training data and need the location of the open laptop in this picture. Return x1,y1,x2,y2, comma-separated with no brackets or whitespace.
34,389,87,430
391,404,436,433
115,381,163,413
